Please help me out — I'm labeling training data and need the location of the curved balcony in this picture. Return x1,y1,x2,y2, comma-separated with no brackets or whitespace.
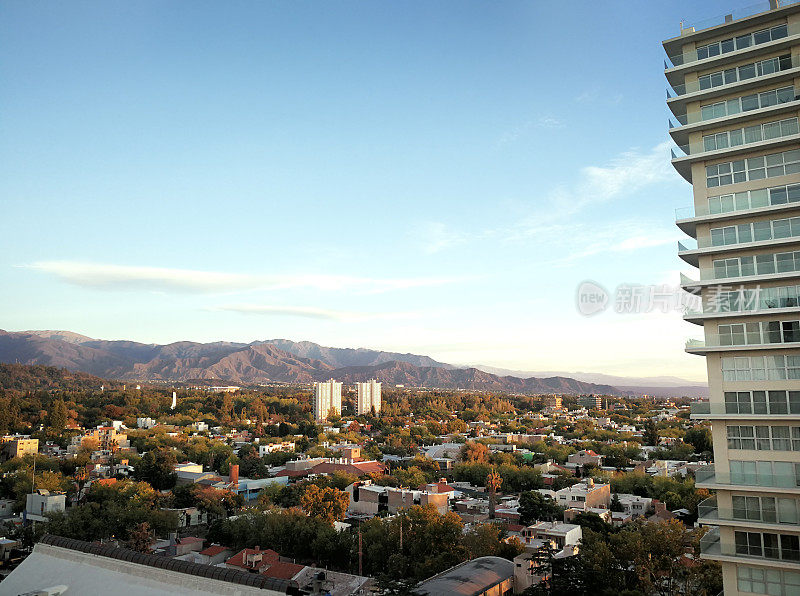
684,304,800,325
675,199,800,236
680,268,800,292
691,401,800,419
670,97,800,147
695,496,800,530
695,464,800,493
671,130,800,183
666,54,800,118
685,334,800,354
665,23,800,88
680,273,703,295
678,234,800,267
663,1,800,63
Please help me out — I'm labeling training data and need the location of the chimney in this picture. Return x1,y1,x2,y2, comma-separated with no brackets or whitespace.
229,464,239,486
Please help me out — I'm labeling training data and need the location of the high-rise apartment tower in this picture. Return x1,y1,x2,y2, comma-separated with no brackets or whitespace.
668,2,800,593
356,379,382,416
313,379,342,422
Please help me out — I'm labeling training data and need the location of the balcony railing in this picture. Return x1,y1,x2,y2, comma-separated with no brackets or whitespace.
695,464,800,488
699,496,800,526
667,1,800,49
698,496,719,520
686,333,800,349
675,198,800,221
666,22,799,68
679,234,800,253
672,120,800,157
692,266,800,282
700,530,800,562
671,89,798,127
669,54,800,97
692,401,800,416
700,527,721,555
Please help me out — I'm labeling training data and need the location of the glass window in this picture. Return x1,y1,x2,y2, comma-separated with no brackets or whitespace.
761,89,778,107
754,221,772,241
773,218,791,239
736,34,752,50
758,254,777,274
740,63,756,79
778,86,794,104
764,121,781,140
771,186,788,204
754,29,772,44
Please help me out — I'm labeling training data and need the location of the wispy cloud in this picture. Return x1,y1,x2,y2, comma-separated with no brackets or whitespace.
414,222,467,254
575,89,623,105
22,261,465,295
214,303,418,322
496,115,565,146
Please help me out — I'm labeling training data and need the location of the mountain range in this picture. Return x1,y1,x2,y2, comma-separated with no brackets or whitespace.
0,330,707,397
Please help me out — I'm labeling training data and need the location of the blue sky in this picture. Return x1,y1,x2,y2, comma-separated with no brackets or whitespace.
0,1,749,381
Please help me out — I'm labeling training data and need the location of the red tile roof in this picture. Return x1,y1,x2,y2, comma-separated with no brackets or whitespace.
226,548,280,569
199,545,230,557
261,561,304,580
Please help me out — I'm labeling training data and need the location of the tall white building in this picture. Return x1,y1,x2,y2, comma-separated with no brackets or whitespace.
313,379,342,422
667,2,800,593
356,379,382,415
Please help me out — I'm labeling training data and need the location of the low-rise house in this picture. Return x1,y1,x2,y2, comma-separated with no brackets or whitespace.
520,521,582,551
554,479,610,510
345,481,449,516
25,489,65,521
0,499,15,518
197,544,234,565
615,493,653,517
0,435,38,461
163,507,208,528
153,534,205,557
567,450,604,467
257,441,295,457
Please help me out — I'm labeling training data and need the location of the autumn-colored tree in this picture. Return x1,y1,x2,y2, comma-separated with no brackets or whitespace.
459,441,489,463
300,484,348,524
194,485,242,520
126,522,154,553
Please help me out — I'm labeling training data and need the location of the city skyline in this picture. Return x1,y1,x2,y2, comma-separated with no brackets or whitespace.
0,1,746,381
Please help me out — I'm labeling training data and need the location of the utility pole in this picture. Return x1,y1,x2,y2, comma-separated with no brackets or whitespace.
399,511,403,551
358,528,363,576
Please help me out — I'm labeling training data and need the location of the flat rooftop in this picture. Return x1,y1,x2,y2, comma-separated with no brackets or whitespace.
412,556,514,596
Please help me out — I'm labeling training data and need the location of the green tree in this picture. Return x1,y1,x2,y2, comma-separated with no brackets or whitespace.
47,399,69,435
519,491,563,524
134,449,177,490
683,426,712,454
643,420,658,447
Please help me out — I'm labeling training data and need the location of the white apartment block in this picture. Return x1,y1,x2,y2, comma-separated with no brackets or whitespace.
313,379,342,422
668,3,800,593
355,379,381,415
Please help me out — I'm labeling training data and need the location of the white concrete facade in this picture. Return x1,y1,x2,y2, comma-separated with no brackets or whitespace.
355,379,381,415
313,379,342,421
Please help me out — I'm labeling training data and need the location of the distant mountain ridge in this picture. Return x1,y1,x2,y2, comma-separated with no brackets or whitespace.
0,330,705,397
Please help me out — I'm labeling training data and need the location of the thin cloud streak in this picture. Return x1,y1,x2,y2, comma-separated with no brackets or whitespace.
22,261,467,295
215,303,419,322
